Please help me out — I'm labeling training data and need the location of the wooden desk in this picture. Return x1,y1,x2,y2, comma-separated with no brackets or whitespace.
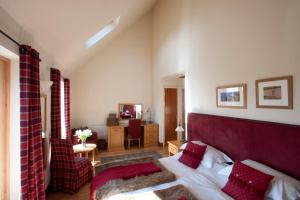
107,123,159,151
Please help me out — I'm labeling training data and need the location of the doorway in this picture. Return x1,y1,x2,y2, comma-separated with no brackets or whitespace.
182,88,185,136
164,88,178,142
0,56,9,199
163,74,185,144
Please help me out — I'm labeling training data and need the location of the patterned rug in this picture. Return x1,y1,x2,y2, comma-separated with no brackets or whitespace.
96,151,162,174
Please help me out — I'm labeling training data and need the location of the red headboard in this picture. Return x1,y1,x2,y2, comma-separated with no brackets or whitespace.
187,112,300,180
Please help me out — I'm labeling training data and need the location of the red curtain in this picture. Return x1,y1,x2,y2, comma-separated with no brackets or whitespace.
20,45,45,200
64,79,70,139
50,68,61,138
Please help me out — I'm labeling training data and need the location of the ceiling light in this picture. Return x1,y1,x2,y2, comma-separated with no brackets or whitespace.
85,16,121,48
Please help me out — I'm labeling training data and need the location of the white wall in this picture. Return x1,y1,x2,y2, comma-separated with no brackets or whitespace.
152,0,191,142
152,0,300,130
70,13,153,139
0,7,58,197
187,0,300,125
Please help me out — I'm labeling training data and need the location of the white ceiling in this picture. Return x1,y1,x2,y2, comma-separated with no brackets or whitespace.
0,0,157,75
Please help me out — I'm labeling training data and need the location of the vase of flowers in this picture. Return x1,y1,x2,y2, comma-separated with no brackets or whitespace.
74,129,92,147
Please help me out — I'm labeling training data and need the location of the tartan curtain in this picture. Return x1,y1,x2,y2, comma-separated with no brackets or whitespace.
64,79,71,139
50,68,61,138
20,45,45,200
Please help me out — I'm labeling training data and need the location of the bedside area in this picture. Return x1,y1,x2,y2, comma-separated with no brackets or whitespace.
167,140,183,156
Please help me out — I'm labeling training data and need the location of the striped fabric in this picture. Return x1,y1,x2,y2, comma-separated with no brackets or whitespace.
50,138,93,193
64,79,71,139
19,45,45,200
50,68,61,138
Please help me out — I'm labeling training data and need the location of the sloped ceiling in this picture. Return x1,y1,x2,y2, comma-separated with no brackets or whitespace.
0,0,157,75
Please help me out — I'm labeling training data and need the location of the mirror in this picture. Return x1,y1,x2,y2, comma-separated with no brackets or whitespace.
118,103,143,120
40,94,47,137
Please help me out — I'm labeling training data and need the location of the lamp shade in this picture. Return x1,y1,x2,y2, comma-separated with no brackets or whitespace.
175,125,184,132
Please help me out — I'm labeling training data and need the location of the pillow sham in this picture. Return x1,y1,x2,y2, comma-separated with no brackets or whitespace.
180,141,233,168
178,142,207,169
243,160,300,200
222,160,274,200
218,160,300,200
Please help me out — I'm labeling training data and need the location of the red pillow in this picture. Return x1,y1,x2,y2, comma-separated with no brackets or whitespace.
179,142,207,169
222,160,274,200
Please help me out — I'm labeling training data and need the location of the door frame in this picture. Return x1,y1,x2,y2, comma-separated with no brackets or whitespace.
0,55,10,200
160,74,185,147
163,86,185,146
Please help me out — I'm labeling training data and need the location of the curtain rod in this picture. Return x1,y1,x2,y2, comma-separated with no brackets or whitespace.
0,29,21,46
0,29,42,61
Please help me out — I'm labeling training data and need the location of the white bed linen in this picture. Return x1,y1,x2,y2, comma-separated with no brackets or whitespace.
108,154,232,200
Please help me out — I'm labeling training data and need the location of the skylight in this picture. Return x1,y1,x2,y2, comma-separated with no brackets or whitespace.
85,16,121,48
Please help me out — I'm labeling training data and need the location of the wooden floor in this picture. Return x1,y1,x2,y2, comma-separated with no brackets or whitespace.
46,146,169,200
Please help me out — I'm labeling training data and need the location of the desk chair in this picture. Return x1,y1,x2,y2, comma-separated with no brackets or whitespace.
128,119,141,149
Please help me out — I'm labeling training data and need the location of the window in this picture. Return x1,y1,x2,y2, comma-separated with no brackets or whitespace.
85,16,121,48
60,80,66,139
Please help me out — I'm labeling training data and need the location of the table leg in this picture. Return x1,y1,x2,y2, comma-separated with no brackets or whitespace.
92,149,95,164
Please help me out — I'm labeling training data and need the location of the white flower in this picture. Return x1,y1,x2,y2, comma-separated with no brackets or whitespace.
74,129,92,142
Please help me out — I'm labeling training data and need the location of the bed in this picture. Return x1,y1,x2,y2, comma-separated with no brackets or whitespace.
92,113,300,200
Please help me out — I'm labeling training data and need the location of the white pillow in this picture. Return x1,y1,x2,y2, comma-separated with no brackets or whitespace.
180,141,233,169
218,164,233,176
218,160,300,200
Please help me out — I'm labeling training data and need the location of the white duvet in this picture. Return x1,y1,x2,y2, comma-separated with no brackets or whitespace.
108,154,233,200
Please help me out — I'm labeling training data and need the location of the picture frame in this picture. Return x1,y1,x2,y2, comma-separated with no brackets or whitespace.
216,84,247,109
255,75,293,109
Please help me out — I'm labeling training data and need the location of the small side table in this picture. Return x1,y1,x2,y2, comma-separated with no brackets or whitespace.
73,143,97,164
167,140,183,156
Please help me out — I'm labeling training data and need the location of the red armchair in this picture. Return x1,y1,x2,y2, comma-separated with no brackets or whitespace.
50,138,93,193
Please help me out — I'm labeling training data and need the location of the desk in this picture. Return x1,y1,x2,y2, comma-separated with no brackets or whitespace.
107,123,159,151
73,143,97,163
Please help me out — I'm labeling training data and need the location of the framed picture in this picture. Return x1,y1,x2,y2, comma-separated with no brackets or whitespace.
256,75,293,109
216,84,247,109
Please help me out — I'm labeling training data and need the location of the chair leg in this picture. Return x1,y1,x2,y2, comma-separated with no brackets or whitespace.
128,140,130,149
138,139,140,148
